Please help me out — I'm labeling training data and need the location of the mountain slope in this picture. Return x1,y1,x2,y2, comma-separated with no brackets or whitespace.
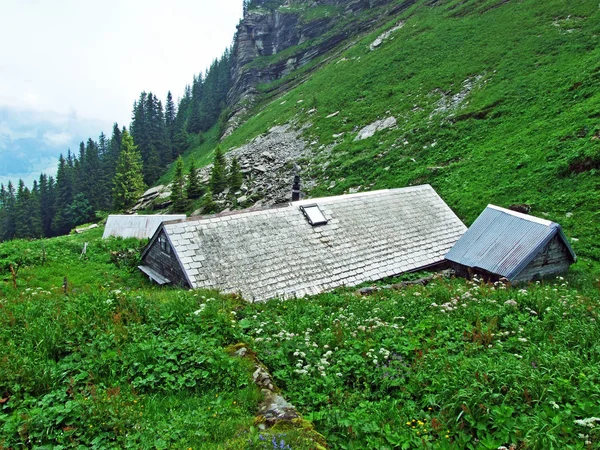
217,0,600,263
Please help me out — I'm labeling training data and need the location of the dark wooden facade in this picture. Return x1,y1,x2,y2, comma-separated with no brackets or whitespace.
141,229,189,288
511,235,572,283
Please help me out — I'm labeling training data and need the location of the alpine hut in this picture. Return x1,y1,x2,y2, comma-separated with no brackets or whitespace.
139,185,467,301
445,205,576,283
102,214,187,240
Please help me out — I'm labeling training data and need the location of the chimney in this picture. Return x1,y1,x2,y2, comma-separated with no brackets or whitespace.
291,174,301,202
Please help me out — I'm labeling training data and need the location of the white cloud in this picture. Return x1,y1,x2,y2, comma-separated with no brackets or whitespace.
0,0,244,126
43,131,72,147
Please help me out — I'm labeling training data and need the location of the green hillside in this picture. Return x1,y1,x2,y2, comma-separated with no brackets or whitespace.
220,0,600,262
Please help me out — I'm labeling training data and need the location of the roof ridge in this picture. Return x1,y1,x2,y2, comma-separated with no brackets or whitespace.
487,204,554,226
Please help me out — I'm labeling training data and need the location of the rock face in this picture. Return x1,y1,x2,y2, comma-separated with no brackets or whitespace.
226,0,409,135
354,116,397,141
199,123,315,210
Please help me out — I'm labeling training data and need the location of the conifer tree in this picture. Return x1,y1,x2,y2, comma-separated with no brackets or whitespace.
38,174,55,237
210,146,227,194
52,153,75,235
112,130,146,211
170,156,188,213
0,182,16,240
165,90,176,144
228,157,243,192
186,158,203,199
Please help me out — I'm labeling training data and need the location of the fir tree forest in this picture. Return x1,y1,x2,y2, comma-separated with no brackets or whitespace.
0,49,232,242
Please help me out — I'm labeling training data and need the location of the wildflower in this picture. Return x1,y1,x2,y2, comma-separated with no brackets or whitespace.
574,417,600,428
549,401,559,410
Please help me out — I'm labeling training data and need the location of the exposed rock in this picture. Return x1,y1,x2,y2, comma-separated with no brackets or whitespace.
431,75,484,117
229,344,301,427
225,0,410,135
354,116,397,141
130,185,171,212
74,223,99,234
254,164,267,173
369,21,405,50
193,123,316,210
326,111,340,118
259,390,300,425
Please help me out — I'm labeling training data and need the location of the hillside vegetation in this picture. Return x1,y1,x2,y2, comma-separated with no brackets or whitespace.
1,228,599,448
219,0,600,262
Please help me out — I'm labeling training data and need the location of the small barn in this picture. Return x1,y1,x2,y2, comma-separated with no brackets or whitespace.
139,185,467,301
445,205,576,283
102,214,187,240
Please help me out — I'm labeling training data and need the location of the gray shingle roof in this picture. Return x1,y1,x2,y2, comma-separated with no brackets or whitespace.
103,215,187,240
158,185,466,301
445,205,576,280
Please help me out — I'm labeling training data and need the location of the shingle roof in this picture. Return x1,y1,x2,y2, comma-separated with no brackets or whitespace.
445,205,576,280
152,185,466,301
102,214,187,240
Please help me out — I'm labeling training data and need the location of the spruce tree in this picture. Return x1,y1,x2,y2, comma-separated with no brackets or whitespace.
52,153,75,235
0,182,16,240
186,158,203,199
170,156,188,213
112,130,146,211
165,90,176,144
38,174,55,237
228,156,243,192
210,146,227,194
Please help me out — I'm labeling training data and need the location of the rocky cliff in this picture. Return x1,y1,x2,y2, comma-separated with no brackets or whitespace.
225,0,413,135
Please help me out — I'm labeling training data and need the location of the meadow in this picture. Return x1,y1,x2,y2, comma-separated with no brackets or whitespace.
1,229,599,449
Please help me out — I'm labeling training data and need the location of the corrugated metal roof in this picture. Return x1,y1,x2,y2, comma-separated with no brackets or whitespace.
144,185,467,301
102,215,186,240
445,205,576,280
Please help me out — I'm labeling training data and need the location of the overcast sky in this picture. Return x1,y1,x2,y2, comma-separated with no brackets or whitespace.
0,0,244,127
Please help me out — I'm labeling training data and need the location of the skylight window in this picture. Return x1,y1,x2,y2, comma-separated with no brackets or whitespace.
300,204,328,226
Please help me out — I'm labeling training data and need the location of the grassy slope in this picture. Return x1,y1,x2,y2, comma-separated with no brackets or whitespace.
222,0,600,263
1,229,599,448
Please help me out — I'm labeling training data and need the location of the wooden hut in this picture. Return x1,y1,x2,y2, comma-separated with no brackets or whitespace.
445,205,576,283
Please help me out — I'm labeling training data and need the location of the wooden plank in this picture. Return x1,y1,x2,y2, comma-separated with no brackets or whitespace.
138,265,171,285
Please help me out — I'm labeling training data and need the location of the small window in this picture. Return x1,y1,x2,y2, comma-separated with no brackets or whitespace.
300,204,328,226
158,234,171,254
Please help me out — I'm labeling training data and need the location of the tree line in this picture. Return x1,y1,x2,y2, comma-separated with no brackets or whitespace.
0,48,233,242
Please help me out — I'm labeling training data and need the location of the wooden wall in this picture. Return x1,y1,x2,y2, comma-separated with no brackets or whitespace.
449,234,573,284
512,235,572,283
142,230,190,288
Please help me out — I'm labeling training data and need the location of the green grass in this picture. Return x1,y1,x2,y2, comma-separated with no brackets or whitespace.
237,274,600,449
0,233,326,449
1,223,599,448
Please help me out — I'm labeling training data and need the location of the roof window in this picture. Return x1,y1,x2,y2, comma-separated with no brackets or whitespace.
300,204,328,226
